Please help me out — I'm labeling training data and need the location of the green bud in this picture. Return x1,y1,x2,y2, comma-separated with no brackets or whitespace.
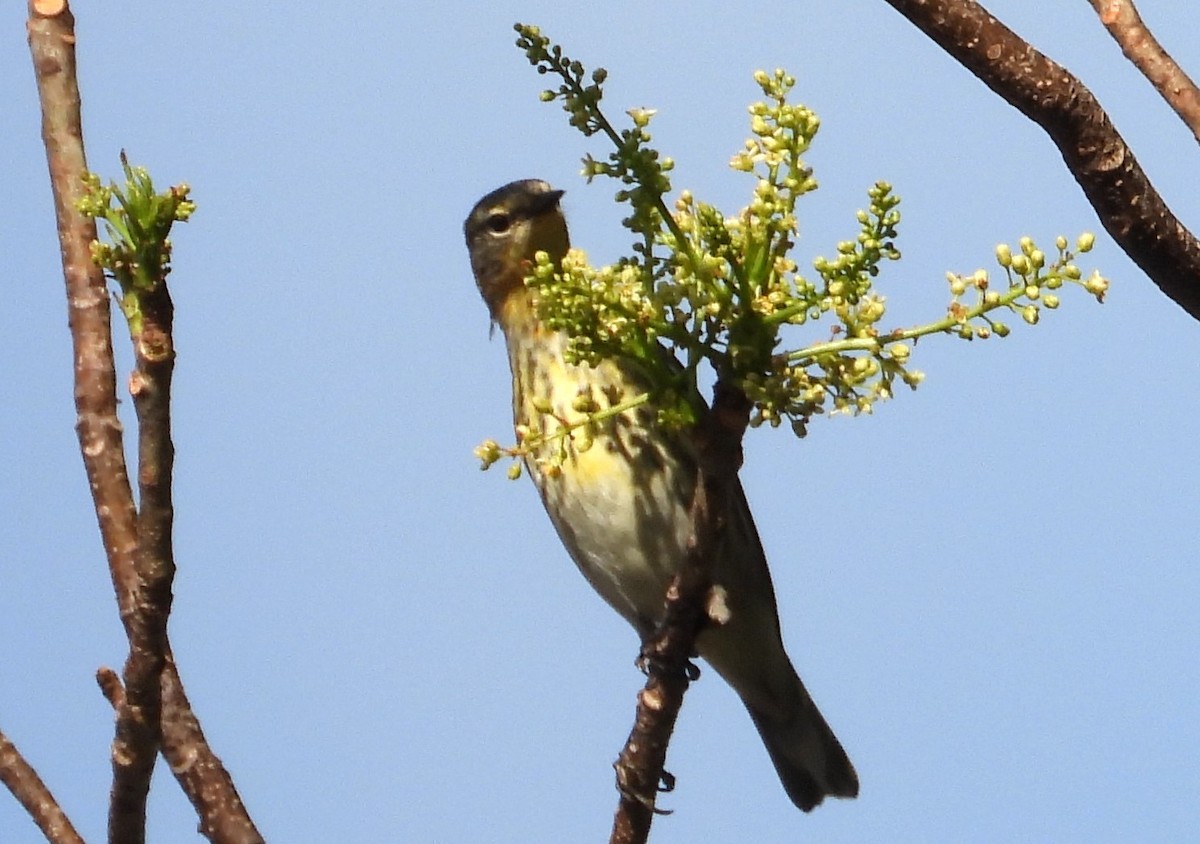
1025,285,1040,300
1030,249,1045,269
1022,305,1039,325
1077,232,1096,253
571,394,598,413
1019,236,1034,255
995,244,1013,267
1011,255,1030,275
1044,294,1060,309
1055,235,1068,251
994,322,1011,337
506,462,523,481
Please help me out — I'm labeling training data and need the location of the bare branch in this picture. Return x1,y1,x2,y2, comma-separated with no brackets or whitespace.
610,383,751,844
25,0,139,624
0,728,85,844
1087,0,1200,143
881,0,1200,322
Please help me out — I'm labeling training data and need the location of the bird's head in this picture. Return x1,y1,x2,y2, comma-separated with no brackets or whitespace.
464,179,569,324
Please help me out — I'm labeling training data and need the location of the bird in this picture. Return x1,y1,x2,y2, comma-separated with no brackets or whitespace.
464,178,858,811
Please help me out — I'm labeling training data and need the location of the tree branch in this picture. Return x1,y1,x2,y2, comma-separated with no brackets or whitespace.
881,0,1200,322
28,2,264,841
26,0,139,636
160,655,265,844
1086,0,1200,143
610,382,751,844
26,3,156,837
0,728,85,844
97,664,266,844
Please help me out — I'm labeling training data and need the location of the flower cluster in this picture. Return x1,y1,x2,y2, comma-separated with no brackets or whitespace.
482,25,1109,471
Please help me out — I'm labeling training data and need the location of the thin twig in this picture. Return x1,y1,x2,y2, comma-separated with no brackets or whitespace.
610,383,751,844
881,0,1200,321
0,728,85,844
97,667,127,709
1087,0,1200,144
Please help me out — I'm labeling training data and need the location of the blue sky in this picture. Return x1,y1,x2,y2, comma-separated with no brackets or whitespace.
3,2,1198,841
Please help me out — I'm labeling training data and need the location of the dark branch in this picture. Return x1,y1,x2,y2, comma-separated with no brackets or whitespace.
882,0,1200,321
1087,0,1200,143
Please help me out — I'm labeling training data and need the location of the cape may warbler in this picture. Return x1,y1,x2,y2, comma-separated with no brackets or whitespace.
464,179,857,811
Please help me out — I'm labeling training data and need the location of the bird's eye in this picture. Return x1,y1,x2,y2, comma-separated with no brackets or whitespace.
485,212,512,234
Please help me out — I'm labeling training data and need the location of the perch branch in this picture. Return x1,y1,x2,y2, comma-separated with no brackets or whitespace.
610,383,751,844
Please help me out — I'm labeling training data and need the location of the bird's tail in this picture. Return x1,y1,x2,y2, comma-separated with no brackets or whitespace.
745,683,859,812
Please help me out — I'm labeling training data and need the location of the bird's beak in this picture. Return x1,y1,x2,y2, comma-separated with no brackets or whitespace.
530,189,565,216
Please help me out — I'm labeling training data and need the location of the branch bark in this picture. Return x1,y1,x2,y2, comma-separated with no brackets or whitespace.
609,383,751,844
0,728,85,844
881,0,1200,322
1087,0,1200,143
